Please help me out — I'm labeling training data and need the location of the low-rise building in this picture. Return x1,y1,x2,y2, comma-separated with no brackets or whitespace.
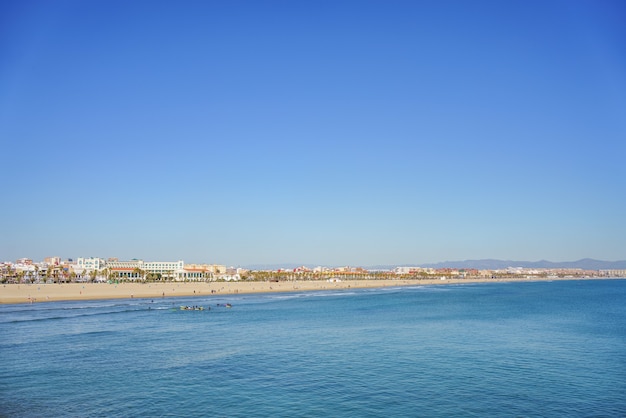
599,269,626,277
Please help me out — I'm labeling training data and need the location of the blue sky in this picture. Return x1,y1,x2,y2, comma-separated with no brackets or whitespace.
1,0,625,266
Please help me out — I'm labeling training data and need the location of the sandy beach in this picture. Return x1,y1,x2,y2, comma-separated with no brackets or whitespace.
0,276,598,305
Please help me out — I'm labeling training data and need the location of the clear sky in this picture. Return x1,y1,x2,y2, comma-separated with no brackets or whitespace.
1,0,625,267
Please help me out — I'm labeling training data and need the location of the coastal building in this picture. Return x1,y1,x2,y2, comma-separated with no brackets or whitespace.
180,266,212,281
218,273,241,281
72,258,229,281
44,256,61,265
599,269,626,277
143,260,185,277
13,262,37,278
76,257,106,272
104,259,185,280
105,260,141,270
105,260,144,279
106,267,143,280
393,267,422,275
178,264,227,281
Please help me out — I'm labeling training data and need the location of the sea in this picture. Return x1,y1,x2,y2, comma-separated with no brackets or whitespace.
1,279,625,417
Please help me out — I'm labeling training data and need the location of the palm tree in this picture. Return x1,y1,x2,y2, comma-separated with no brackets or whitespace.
132,267,143,282
5,265,14,283
51,267,59,283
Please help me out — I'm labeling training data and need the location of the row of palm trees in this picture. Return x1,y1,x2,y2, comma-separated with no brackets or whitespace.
0,265,71,284
0,266,218,284
245,270,407,281
2,266,501,284
97,268,216,283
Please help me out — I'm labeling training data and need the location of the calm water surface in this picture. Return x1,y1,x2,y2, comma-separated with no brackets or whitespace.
1,279,625,417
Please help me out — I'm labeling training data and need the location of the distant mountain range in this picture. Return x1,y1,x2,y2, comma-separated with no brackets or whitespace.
244,259,626,271
403,258,626,270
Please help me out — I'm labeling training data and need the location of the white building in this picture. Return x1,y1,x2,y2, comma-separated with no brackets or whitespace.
74,258,230,281
599,269,626,277
76,257,106,272
102,260,183,272
143,261,185,278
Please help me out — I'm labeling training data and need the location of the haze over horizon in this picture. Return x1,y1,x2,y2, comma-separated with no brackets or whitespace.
2,0,625,266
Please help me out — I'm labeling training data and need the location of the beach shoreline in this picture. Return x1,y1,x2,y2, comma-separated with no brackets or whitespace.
0,276,613,305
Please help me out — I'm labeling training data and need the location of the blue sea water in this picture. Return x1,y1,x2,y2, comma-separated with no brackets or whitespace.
1,279,625,417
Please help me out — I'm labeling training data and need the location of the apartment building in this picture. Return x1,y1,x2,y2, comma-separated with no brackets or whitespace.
77,257,106,272
599,269,626,277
